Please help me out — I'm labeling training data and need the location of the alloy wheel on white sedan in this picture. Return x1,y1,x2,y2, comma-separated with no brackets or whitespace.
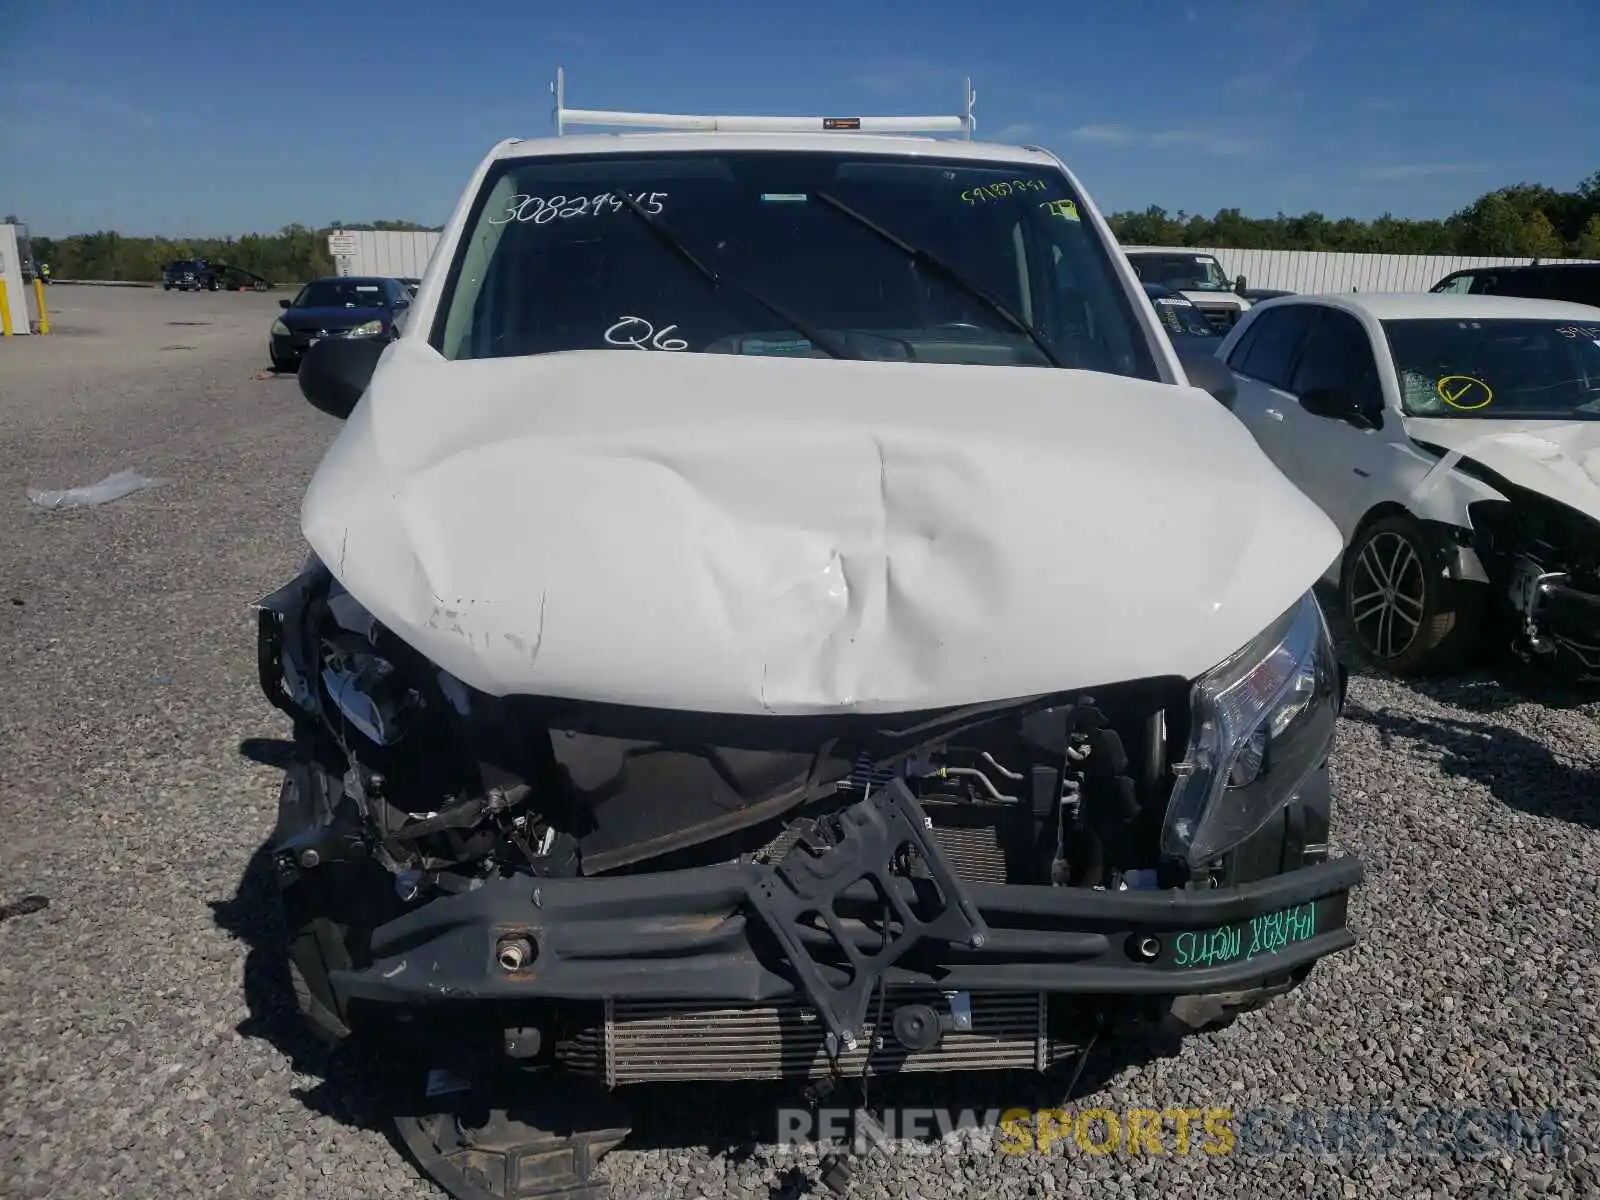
1349,530,1426,660
1340,513,1483,675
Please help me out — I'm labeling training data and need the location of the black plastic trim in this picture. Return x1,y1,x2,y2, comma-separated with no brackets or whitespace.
326,850,1362,1009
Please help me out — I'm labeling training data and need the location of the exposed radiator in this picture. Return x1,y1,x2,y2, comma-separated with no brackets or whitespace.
560,988,1059,1086
921,821,1009,885
755,785,1011,887
553,775,1050,1087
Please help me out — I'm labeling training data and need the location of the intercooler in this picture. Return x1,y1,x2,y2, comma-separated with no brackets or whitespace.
556,782,1063,1086
559,988,1066,1086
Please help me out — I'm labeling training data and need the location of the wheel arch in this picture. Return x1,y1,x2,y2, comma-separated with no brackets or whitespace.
1339,501,1481,587
1336,501,1418,586
1339,505,1487,673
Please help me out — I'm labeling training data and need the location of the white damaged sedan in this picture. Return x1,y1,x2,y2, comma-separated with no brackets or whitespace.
1217,291,1600,678
256,109,1363,1200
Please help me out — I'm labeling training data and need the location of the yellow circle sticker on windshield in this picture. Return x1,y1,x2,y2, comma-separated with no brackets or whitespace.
1436,375,1494,410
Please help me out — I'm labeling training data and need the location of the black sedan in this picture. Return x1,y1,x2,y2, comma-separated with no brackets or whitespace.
269,276,411,373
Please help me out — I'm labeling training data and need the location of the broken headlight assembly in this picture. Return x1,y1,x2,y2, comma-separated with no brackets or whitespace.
1161,589,1340,869
321,646,422,747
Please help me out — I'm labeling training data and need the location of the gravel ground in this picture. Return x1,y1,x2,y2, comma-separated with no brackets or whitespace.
1,286,1597,1199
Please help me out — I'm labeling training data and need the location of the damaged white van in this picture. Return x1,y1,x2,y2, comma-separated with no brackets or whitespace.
255,80,1364,1200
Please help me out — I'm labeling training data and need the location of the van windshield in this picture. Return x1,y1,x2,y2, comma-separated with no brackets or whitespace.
430,149,1160,380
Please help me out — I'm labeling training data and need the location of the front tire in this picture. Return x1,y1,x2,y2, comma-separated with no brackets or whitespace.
1341,512,1483,674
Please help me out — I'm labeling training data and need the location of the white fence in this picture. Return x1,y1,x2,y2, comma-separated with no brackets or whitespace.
1122,246,1598,294
346,231,1594,295
340,230,440,278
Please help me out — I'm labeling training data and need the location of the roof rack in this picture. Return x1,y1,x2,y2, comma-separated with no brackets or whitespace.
548,67,976,140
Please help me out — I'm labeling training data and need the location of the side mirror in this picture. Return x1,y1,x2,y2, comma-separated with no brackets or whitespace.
1299,387,1378,428
1235,275,1248,292
1180,351,1237,410
279,298,291,309
298,337,385,420
1298,387,1354,420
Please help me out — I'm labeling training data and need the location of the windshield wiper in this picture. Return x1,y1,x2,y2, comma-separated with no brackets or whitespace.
612,193,852,361
810,189,1068,369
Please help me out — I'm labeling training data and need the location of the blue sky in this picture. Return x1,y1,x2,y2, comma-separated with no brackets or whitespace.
2,0,1595,238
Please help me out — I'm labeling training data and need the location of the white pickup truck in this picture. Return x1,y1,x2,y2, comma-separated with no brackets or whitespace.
1122,245,1252,334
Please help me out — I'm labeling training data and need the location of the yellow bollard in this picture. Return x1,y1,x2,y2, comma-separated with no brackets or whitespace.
32,277,49,334
0,284,11,336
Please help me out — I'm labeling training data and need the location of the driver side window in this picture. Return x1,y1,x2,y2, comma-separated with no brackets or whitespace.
1289,308,1383,425
1235,305,1316,388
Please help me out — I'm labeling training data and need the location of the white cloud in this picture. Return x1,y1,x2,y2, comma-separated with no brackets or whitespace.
1224,40,1315,92
1217,0,1374,93
1070,123,1133,145
1068,123,1266,157
990,122,1038,142
549,26,603,48
7,81,160,129
1355,163,1483,180
844,56,971,99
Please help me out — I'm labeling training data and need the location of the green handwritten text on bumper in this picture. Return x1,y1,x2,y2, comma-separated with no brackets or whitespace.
1172,901,1317,969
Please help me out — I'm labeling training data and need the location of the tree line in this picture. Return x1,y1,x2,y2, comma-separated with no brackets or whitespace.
22,221,441,286
18,171,1600,283
1108,172,1600,259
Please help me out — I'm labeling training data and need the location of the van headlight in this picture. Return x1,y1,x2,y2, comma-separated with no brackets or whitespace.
320,646,421,746
1161,590,1341,869
271,319,290,336
347,319,384,337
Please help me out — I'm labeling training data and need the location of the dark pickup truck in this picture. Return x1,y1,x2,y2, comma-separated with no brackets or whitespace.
162,259,222,291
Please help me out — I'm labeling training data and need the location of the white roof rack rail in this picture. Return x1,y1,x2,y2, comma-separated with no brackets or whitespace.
548,67,976,140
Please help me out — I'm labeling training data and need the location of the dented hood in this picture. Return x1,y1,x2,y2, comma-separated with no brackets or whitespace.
1406,417,1600,524
300,342,1342,715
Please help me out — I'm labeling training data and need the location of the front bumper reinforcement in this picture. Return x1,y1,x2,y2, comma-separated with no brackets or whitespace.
327,785,1363,1038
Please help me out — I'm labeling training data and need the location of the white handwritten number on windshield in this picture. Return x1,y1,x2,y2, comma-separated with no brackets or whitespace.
488,192,668,225
605,315,687,351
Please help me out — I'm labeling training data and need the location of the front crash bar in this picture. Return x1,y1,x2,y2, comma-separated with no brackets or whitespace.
327,853,1362,1022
